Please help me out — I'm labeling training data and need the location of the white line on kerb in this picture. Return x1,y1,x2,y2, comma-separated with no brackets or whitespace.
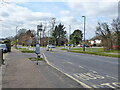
42,53,92,88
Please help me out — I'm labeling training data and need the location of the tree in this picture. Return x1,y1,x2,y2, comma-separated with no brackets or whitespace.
111,18,120,50
96,22,113,50
70,29,83,45
51,23,66,46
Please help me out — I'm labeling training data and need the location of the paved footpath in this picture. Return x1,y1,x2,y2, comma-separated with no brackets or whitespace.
2,48,53,88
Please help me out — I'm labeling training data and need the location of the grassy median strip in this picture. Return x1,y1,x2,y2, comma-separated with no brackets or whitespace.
60,48,68,51
67,50,120,58
29,57,43,61
16,48,35,53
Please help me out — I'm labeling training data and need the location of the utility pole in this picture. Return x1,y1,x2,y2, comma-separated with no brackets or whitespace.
82,16,86,51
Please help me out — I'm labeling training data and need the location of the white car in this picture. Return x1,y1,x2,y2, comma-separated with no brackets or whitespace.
47,45,55,48
0,44,8,53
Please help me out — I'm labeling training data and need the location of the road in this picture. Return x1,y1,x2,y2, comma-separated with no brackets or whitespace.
41,48,119,88
19,46,119,88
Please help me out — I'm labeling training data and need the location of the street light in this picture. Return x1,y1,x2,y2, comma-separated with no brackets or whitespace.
16,26,18,48
37,24,42,45
68,25,71,50
82,16,86,51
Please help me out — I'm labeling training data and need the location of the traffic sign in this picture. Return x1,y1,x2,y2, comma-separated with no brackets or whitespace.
36,44,40,54
25,40,27,42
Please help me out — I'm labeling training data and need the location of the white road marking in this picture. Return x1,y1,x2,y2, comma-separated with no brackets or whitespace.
92,82,120,88
79,65,84,68
106,75,118,80
89,70,97,74
74,72,104,80
66,61,72,64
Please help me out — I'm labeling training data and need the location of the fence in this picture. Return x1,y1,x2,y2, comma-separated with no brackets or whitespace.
0,49,3,66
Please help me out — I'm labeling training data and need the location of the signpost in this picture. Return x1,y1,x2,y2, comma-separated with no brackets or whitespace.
36,44,40,65
0,49,3,66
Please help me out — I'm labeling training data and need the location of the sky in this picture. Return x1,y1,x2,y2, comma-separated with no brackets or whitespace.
0,0,118,39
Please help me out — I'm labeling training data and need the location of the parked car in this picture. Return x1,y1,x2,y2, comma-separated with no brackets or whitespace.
78,44,83,47
85,45,90,47
47,45,55,48
0,44,8,53
70,44,75,47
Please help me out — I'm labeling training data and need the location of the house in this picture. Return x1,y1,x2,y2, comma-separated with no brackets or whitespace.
89,36,102,46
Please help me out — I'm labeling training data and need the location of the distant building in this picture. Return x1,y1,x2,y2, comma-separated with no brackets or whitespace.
89,36,102,46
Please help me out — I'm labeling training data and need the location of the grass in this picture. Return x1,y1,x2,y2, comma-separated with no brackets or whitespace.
28,57,43,61
68,50,120,58
16,48,35,53
103,50,120,53
21,51,36,53
60,47,120,58
70,48,104,52
60,48,68,51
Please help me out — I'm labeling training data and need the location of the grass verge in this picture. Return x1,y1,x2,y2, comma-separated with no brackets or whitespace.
16,48,35,53
28,57,43,61
60,48,68,51
68,50,120,58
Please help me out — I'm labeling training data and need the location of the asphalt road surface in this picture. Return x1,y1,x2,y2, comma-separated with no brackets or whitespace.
20,46,119,88
41,48,119,89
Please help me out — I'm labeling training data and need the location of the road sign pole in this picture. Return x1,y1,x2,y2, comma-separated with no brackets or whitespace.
36,53,38,65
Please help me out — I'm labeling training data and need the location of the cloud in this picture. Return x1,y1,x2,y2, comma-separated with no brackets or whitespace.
67,1,118,18
0,3,55,38
0,0,118,39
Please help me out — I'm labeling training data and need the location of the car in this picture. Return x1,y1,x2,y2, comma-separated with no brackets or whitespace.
70,44,75,47
78,44,83,47
85,45,90,47
47,45,55,48
0,44,8,53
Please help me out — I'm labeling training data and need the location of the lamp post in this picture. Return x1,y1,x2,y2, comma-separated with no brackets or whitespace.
37,24,42,45
16,26,18,48
68,25,71,50
82,16,86,51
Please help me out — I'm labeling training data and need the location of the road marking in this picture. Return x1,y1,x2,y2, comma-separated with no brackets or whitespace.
89,70,97,74
66,61,72,64
74,72,104,80
42,53,92,88
106,75,118,80
79,65,84,68
92,82,120,88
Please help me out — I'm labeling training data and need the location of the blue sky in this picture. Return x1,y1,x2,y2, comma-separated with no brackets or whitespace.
17,2,70,17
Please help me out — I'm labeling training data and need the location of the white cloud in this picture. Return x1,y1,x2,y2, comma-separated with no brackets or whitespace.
67,1,118,18
0,0,119,39
0,3,55,38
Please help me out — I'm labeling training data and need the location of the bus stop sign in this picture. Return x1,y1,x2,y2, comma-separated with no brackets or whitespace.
36,44,40,54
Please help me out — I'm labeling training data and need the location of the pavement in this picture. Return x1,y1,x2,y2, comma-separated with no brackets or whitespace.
2,48,83,88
